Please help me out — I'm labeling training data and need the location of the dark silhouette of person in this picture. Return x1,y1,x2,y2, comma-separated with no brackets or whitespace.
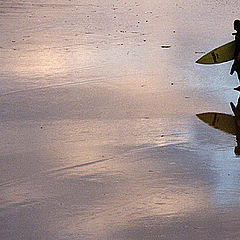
231,87,240,154
230,19,240,81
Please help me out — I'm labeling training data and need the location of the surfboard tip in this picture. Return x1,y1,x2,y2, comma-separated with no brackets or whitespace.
195,58,203,64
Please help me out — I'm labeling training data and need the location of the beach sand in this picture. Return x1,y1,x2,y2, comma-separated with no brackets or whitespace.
1,0,240,239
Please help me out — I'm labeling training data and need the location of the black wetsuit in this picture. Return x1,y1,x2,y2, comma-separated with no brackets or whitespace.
230,31,240,80
231,97,240,154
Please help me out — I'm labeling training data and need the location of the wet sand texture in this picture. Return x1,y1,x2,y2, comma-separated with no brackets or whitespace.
0,1,240,239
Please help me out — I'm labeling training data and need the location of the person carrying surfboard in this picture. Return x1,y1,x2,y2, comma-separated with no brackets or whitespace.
230,19,240,81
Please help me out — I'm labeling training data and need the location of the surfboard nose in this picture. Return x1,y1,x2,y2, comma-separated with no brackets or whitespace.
195,58,203,64
195,40,235,64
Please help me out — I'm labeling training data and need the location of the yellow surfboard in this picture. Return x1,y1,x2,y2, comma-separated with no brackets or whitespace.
196,112,236,135
196,40,235,64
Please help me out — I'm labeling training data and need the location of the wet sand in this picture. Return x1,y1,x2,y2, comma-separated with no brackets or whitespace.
1,0,240,239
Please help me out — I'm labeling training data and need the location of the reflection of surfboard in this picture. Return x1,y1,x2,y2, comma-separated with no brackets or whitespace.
196,112,236,135
196,40,235,64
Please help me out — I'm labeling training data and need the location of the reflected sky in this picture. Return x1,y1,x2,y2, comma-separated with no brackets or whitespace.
1,0,240,239
211,150,240,205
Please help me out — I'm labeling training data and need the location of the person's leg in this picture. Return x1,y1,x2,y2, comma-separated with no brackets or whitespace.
237,70,240,82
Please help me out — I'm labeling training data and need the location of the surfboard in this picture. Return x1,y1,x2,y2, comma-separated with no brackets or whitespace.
196,112,236,135
196,40,235,64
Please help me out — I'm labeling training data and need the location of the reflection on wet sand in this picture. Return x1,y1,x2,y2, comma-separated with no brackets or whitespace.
0,121,212,239
1,0,240,239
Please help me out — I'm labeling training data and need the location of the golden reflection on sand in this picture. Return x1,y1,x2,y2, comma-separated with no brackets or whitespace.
9,49,66,77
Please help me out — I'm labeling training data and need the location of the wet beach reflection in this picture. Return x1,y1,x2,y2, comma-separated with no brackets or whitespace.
1,0,240,239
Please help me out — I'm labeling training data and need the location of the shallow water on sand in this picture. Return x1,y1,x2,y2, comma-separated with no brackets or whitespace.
1,0,240,239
